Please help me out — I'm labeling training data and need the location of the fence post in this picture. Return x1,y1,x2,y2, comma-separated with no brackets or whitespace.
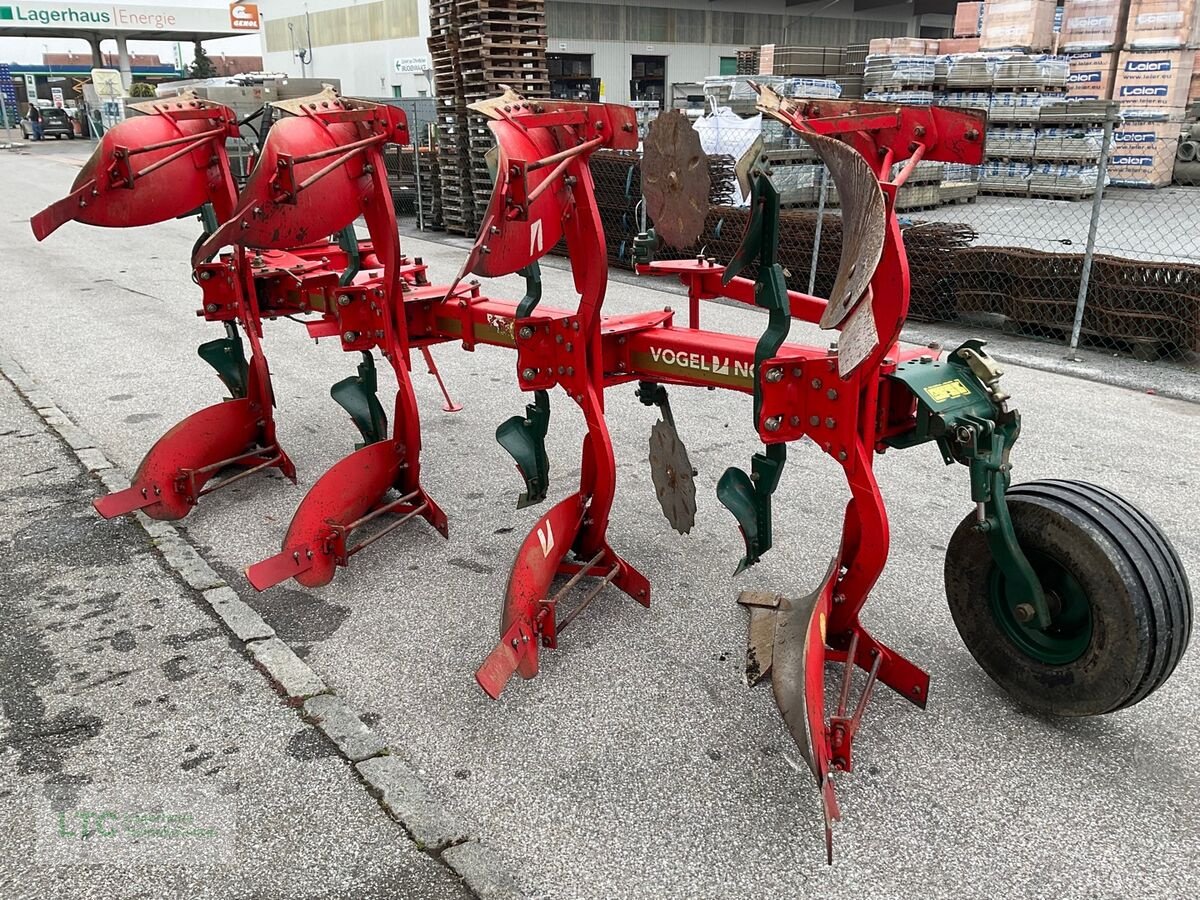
1068,106,1116,356
808,165,829,295
413,141,425,231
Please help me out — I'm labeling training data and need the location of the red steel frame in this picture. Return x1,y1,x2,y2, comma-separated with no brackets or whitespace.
33,88,987,854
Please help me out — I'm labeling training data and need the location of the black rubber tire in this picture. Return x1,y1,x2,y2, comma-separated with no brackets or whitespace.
945,479,1191,716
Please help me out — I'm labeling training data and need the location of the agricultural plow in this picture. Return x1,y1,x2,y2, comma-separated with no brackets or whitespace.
33,86,1191,860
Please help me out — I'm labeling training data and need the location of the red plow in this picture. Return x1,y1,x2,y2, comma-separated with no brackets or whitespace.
34,87,1191,859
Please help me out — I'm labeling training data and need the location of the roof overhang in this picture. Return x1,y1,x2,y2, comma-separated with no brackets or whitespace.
0,1,261,40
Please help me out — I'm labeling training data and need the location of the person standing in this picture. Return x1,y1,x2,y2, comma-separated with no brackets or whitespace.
28,103,43,141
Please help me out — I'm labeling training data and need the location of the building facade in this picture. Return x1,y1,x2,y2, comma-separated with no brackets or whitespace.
260,0,946,101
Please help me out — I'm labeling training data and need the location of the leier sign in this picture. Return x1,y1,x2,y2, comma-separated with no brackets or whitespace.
0,2,259,33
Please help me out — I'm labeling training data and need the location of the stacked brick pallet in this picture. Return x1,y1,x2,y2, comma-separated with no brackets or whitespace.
1062,0,1198,186
427,0,549,235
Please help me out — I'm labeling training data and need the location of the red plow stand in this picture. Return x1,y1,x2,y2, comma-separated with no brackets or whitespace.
33,86,1191,860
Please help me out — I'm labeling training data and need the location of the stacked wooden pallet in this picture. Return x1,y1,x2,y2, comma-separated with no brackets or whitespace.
736,48,760,76
458,0,549,224
428,0,475,234
417,146,443,229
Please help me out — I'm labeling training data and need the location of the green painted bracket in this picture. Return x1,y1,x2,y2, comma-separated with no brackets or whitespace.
515,262,543,320
716,174,791,573
496,390,551,509
336,224,361,287
717,444,785,575
635,380,675,429
197,323,249,399
331,351,389,448
633,228,659,267
192,202,221,264
886,341,1048,626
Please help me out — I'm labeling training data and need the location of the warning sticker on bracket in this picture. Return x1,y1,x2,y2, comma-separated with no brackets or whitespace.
837,293,878,378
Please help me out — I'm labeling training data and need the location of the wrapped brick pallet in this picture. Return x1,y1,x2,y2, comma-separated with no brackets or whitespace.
979,0,1058,51
1059,0,1131,51
955,1,985,36
1067,51,1121,98
1125,0,1200,48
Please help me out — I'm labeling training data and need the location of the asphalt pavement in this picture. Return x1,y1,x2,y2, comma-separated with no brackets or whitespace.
2,139,1198,899
0,356,471,899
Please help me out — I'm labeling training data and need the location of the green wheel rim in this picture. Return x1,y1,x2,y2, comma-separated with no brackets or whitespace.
988,549,1093,665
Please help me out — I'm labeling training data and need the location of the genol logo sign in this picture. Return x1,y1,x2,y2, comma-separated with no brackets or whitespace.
229,2,258,30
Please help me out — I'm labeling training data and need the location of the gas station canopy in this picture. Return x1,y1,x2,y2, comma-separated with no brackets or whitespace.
0,1,260,41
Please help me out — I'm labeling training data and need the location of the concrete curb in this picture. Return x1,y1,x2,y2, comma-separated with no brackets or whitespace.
303,693,387,763
0,351,529,900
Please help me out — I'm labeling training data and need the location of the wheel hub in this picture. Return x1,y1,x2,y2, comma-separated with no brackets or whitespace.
989,550,1093,665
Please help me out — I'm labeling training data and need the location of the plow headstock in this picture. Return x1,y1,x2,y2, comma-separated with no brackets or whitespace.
192,89,408,266
753,84,987,176
31,93,240,241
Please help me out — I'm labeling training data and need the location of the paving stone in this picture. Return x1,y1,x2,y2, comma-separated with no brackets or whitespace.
248,637,328,700
355,756,467,851
442,840,528,900
203,585,275,643
304,693,387,763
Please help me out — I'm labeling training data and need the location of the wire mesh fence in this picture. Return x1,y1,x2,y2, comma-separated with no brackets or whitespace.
393,107,1200,367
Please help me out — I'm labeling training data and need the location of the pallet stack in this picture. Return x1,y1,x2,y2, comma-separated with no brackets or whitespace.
427,0,549,235
736,48,760,75
458,0,549,210
1108,0,1199,185
418,146,443,229
428,0,476,234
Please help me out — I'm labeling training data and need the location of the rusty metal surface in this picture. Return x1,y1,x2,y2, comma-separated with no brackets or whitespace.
793,128,887,330
648,418,697,535
642,111,710,249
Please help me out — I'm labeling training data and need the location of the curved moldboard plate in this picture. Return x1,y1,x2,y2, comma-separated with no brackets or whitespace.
32,105,223,239
793,127,886,330
194,116,370,263
471,116,567,279
643,110,710,249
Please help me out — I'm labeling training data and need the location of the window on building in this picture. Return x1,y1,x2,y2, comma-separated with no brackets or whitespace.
719,57,737,76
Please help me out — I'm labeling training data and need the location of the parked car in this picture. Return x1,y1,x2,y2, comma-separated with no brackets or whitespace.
21,106,75,140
